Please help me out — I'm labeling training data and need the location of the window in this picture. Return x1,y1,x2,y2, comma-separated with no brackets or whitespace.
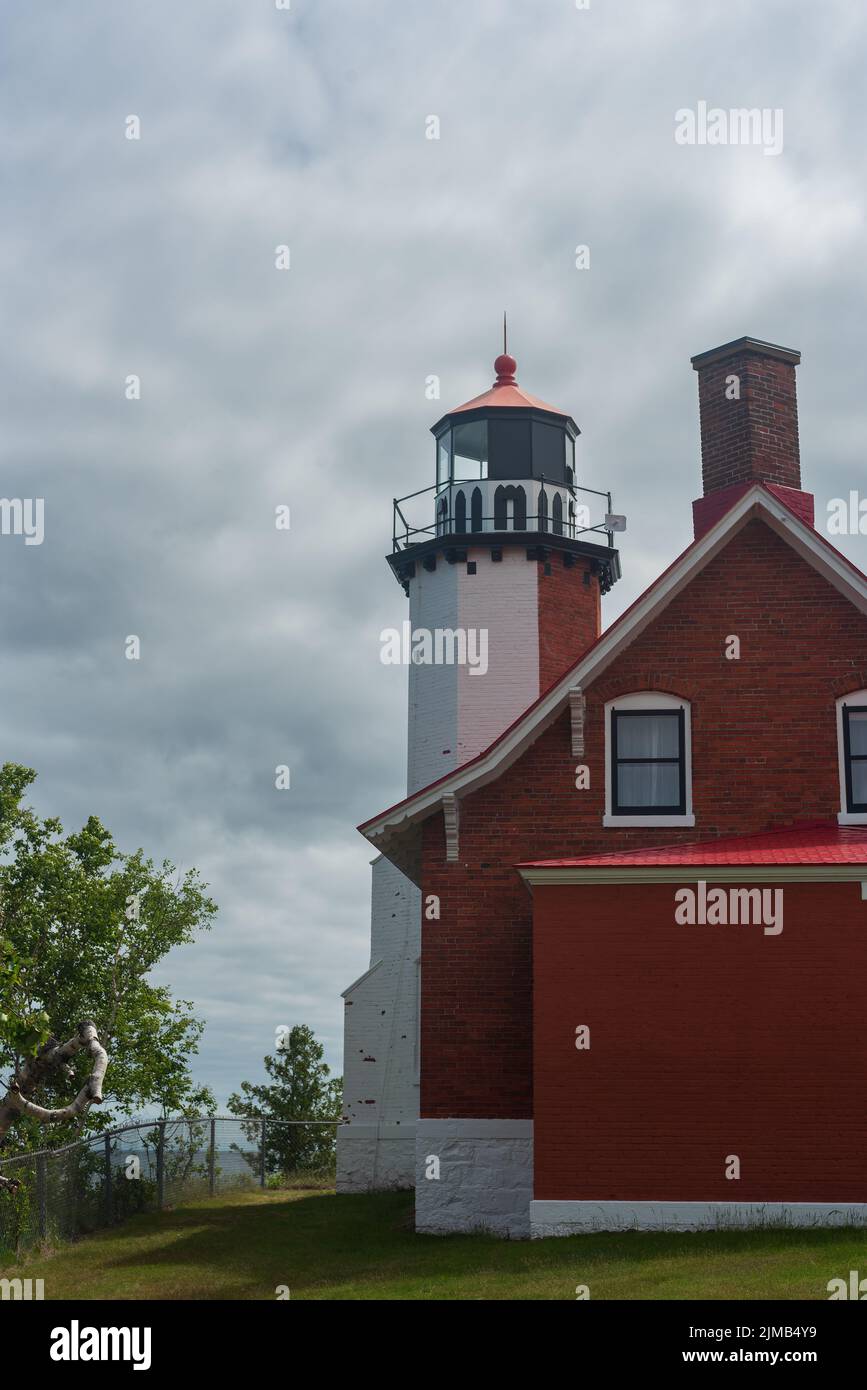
452,420,488,480
436,432,451,490
843,706,867,810
604,692,694,827
532,420,566,480
552,492,563,535
612,709,685,814
837,693,867,821
538,486,549,532
454,489,467,533
488,417,530,479
471,486,483,532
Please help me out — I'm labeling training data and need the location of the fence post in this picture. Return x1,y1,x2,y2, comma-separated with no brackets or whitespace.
259,1119,267,1188
209,1118,216,1197
156,1121,166,1210
104,1135,113,1226
37,1154,47,1241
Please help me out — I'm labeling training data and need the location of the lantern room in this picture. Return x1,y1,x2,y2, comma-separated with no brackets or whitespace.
388,347,622,597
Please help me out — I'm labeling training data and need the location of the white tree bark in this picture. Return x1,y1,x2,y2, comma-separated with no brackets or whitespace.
0,1021,109,1192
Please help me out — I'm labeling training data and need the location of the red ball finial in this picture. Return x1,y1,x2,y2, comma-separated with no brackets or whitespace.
494,353,517,385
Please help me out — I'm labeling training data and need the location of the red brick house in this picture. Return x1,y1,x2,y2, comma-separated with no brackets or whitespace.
340,336,867,1236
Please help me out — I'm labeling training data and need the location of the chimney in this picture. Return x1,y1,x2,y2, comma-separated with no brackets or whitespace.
690,336,813,538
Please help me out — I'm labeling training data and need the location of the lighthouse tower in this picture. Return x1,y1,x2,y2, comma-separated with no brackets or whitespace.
336,348,621,1191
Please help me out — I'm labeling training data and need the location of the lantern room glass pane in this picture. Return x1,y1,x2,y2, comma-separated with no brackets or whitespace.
437,432,451,490
452,420,488,480
488,417,531,478
532,420,566,481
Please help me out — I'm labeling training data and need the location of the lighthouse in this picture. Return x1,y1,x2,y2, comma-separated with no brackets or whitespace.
336,346,621,1192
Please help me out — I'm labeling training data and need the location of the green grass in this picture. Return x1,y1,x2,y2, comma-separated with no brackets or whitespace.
2,1188,865,1299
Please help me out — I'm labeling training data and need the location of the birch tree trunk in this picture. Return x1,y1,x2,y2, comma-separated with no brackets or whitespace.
0,1021,108,1191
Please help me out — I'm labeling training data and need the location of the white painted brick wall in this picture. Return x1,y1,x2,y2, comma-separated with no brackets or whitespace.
407,561,459,794
457,546,539,765
337,856,419,1191
407,548,540,791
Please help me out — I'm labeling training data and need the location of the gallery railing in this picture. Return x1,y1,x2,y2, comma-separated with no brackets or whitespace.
392,478,617,551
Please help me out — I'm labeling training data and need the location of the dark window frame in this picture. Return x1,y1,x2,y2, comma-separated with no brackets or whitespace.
436,429,452,491
842,703,867,812
611,706,686,816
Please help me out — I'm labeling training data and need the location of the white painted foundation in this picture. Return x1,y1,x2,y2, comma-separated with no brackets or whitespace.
529,1200,867,1237
415,1119,534,1237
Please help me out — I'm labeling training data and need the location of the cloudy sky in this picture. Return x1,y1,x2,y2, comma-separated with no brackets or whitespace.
2,0,866,1104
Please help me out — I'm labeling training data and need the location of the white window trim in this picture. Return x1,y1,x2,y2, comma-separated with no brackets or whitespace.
603,691,695,828
836,690,867,824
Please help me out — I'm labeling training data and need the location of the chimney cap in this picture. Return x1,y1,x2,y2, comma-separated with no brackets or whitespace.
690,336,801,371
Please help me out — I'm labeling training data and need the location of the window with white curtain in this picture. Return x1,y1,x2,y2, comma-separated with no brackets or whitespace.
604,691,694,826
836,691,867,823
843,705,867,810
612,709,685,813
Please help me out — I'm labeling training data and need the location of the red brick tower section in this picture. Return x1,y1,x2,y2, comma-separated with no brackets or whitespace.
691,337,814,539
536,553,601,690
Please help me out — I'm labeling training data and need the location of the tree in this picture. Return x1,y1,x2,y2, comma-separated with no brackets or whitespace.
0,763,217,1190
228,1025,342,1174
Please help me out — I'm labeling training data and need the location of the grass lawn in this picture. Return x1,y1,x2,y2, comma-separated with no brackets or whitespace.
2,1187,865,1300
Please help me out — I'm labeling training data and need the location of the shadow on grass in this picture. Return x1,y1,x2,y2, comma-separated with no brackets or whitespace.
53,1189,867,1300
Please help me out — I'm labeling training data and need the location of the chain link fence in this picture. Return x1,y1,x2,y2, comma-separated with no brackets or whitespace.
0,1117,340,1259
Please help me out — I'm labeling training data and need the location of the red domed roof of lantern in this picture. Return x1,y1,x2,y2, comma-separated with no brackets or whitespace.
445,353,572,419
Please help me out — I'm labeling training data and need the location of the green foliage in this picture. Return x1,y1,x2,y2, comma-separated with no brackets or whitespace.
0,936,51,1058
0,763,218,1152
228,1025,342,1175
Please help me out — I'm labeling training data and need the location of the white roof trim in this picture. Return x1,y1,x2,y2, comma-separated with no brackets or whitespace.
363,486,867,844
519,865,867,887
341,958,383,998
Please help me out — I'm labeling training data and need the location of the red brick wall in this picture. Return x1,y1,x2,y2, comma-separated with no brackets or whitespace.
695,349,801,494
419,518,867,1119
536,554,600,691
533,880,867,1201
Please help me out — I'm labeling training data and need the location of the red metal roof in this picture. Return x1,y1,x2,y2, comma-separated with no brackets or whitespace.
520,822,867,869
447,354,571,418
449,381,570,417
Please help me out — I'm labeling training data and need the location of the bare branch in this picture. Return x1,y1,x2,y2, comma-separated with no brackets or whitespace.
0,1021,109,1173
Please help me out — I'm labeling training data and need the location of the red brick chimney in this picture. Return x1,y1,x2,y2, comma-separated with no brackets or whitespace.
690,337,814,539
